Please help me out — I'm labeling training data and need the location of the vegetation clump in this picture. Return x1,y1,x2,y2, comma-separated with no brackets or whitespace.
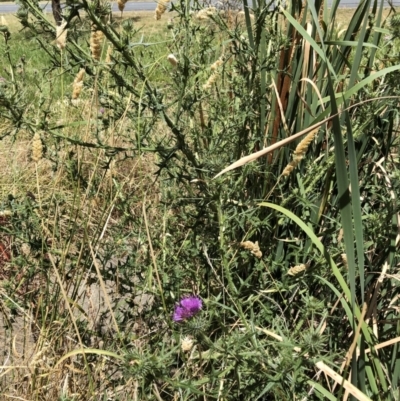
0,1,399,400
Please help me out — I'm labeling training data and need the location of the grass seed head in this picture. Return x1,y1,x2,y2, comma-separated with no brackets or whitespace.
282,128,318,176
155,0,170,20
90,29,104,60
287,264,307,276
203,56,224,90
32,132,43,162
72,68,85,100
56,22,68,50
117,0,128,12
240,240,262,259
195,7,217,21
105,43,113,63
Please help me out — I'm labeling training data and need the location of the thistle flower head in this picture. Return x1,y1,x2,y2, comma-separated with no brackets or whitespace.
173,296,202,322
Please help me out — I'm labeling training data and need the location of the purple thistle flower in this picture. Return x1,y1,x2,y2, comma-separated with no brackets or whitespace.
173,296,202,322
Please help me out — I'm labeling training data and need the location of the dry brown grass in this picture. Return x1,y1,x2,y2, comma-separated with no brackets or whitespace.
0,81,161,399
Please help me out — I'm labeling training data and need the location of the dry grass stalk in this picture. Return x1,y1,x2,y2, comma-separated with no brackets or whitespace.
155,0,170,20
1,16,8,26
90,29,104,60
117,0,129,12
281,128,319,176
32,132,43,162
315,361,372,401
55,22,68,50
72,68,85,100
203,56,224,90
240,240,262,259
287,264,306,276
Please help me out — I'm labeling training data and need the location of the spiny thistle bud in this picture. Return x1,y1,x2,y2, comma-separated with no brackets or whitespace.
90,29,104,60
117,0,128,12
72,68,85,100
56,22,68,50
155,0,170,20
240,241,262,259
32,132,43,162
167,53,178,67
